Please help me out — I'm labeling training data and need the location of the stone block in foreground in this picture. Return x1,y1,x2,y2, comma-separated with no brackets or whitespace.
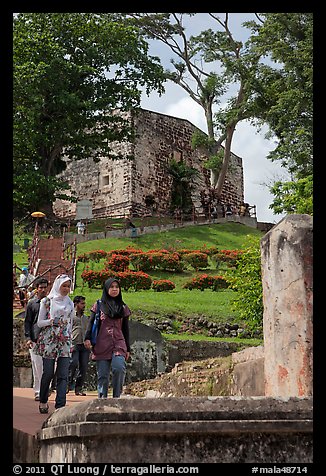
38,396,312,463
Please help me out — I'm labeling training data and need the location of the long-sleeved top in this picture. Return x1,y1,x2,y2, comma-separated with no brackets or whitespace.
84,302,130,360
19,272,34,288
71,310,89,345
24,296,41,342
34,297,74,359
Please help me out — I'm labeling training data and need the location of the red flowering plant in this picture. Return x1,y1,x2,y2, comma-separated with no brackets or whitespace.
152,279,176,292
115,271,152,291
156,252,184,272
81,269,114,288
212,249,243,268
107,247,142,257
129,252,153,271
182,251,209,271
183,274,229,291
106,253,130,272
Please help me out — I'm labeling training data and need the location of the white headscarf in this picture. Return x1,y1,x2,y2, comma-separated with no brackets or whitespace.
48,274,74,316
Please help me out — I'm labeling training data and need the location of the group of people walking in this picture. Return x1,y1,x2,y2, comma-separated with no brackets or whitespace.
24,274,131,414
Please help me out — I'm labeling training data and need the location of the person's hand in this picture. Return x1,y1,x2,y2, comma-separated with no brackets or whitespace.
26,339,33,349
84,339,92,350
126,352,130,361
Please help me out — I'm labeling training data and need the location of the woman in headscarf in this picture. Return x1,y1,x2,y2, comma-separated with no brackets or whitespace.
84,278,131,398
34,274,74,413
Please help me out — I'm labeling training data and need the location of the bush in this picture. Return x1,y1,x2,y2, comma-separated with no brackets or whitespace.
152,279,176,292
226,236,263,333
106,253,130,272
183,274,229,291
182,251,208,271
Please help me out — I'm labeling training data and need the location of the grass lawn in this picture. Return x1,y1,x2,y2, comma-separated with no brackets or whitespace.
13,222,263,340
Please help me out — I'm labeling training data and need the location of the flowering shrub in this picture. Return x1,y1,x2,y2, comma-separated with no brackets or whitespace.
129,251,184,272
212,249,243,268
116,271,152,291
81,269,151,290
81,269,114,288
202,246,219,257
106,253,130,272
152,279,176,292
107,247,142,257
182,251,208,271
183,274,229,291
156,252,184,272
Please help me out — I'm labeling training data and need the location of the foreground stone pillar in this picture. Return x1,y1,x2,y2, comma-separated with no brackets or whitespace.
260,214,313,397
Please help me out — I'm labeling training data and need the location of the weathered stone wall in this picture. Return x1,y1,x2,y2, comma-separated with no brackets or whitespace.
260,214,313,397
53,108,244,219
37,397,313,463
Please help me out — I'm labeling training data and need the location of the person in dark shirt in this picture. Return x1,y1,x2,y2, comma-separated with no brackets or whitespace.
24,278,49,401
67,295,90,395
84,278,131,398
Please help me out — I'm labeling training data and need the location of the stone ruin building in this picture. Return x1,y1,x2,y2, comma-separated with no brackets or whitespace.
53,108,244,219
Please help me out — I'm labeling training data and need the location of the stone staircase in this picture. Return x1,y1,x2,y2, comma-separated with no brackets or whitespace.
36,237,74,286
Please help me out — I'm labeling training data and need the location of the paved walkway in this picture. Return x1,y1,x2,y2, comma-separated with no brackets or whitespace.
13,387,98,436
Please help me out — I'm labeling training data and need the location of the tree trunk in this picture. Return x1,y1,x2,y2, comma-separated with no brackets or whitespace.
214,123,236,197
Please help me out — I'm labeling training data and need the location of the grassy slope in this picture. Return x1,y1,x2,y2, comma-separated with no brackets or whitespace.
73,223,263,329
14,222,263,343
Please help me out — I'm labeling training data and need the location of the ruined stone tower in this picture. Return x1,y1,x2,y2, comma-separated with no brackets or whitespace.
53,108,244,219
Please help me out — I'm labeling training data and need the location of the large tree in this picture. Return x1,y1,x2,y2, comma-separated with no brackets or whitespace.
245,13,313,215
124,13,313,215
124,13,265,198
13,13,165,217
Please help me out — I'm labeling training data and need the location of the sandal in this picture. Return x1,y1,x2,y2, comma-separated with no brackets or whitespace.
39,404,49,414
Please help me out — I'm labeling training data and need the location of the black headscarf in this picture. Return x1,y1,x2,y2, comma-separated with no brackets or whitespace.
100,277,124,319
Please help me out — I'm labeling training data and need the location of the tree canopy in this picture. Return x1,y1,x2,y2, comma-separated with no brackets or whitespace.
124,13,313,215
245,13,313,215
13,13,165,217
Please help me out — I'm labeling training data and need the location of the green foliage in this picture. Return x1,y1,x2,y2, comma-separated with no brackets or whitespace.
245,13,313,215
203,151,223,172
77,222,263,254
166,159,198,213
182,252,209,271
226,235,263,333
270,175,313,215
191,130,215,150
13,13,165,216
129,13,313,217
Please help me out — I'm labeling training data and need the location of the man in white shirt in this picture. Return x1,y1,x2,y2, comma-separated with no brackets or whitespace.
18,266,35,307
76,221,86,235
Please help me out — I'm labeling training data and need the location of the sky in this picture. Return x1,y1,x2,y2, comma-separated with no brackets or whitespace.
139,13,287,224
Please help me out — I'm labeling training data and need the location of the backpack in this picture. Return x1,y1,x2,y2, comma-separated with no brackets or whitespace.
90,299,101,346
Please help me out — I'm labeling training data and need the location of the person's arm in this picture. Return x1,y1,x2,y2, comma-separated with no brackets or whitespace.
37,298,52,327
122,316,131,353
84,304,97,349
24,302,34,339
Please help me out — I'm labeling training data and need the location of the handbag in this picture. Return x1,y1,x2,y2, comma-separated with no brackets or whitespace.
91,299,101,346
